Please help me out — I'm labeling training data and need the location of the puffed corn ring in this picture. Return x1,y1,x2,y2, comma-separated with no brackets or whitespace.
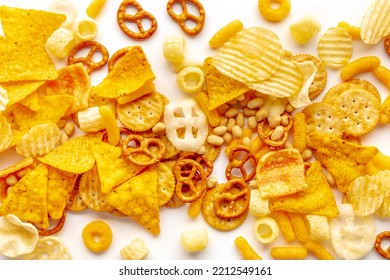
270,246,308,260
86,0,106,18
82,220,113,253
258,0,291,23
373,65,390,91
99,105,120,146
337,21,361,39
340,56,381,81
234,236,262,260
209,20,243,49
304,240,334,260
253,216,279,244
176,66,205,94
73,16,98,41
271,211,295,242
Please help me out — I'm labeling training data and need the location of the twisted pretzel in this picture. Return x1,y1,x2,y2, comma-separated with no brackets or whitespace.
225,145,258,182
173,158,207,203
122,134,166,166
117,0,158,40
375,231,390,259
108,47,132,72
167,0,205,36
67,41,109,74
213,178,250,219
257,112,293,149
178,152,213,178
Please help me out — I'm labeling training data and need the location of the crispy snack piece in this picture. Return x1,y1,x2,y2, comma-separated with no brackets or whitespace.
289,15,321,45
121,237,149,260
375,231,390,259
292,112,306,152
337,21,361,39
24,236,72,260
38,211,66,237
340,56,381,81
271,211,295,242
271,246,308,260
253,216,279,244
303,240,334,260
180,229,208,252
67,41,109,74
167,0,205,36
82,220,112,253
385,35,390,56
0,157,34,179
360,0,390,44
234,236,262,260
1,81,44,107
66,177,88,212
107,47,131,72
226,145,258,182
258,0,291,22
117,0,158,40
147,162,175,206
0,116,12,152
194,91,220,127
305,215,330,241
209,20,243,49
86,0,106,18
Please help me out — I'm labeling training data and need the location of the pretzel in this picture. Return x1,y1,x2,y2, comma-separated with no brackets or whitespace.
257,113,293,149
117,0,158,40
122,134,166,166
225,145,258,182
166,0,205,36
178,152,213,178
108,47,132,72
213,178,250,219
173,158,207,203
385,35,390,56
37,212,66,236
375,231,390,259
67,41,108,74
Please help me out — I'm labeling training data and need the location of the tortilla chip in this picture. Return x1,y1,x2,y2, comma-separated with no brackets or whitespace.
1,80,45,107
19,91,40,111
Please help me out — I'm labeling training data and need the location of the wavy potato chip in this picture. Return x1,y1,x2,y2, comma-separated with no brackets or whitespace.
287,61,316,108
360,0,390,44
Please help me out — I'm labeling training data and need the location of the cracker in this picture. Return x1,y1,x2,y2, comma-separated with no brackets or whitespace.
147,162,175,206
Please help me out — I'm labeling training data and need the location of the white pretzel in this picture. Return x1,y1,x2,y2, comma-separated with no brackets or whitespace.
164,99,208,152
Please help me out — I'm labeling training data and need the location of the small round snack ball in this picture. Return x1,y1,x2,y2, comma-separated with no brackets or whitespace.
180,229,208,252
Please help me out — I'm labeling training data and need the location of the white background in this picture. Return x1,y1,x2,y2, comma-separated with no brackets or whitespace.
0,0,389,260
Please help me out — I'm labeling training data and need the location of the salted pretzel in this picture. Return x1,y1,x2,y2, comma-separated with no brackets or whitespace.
122,134,166,166
166,0,205,36
117,0,158,40
178,152,213,178
37,212,66,236
173,158,207,203
375,231,390,259
225,145,258,182
257,112,294,149
67,41,109,74
108,47,132,72
213,178,250,219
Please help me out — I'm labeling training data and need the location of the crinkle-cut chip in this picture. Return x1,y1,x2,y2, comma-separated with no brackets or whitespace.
24,236,72,260
45,63,91,114
19,91,40,111
302,102,343,139
90,139,144,194
257,149,308,199
15,123,62,158
331,88,380,137
0,157,34,179
201,183,248,231
248,59,303,98
117,81,156,105
0,214,39,258
305,215,330,241
289,54,327,100
329,204,376,260
261,96,288,123
270,161,338,218
12,95,74,131
92,46,155,99
375,195,390,217
1,80,45,107
66,177,87,212
0,164,49,229
347,170,390,216
317,27,353,69
195,91,220,127
46,166,77,220
0,7,65,82
289,14,321,45
38,135,95,174
309,132,379,193
361,0,390,44
287,61,316,109
117,92,164,132
212,27,283,84
107,170,160,235
146,162,175,206
204,57,248,110
79,165,114,212
0,115,12,152
0,85,8,111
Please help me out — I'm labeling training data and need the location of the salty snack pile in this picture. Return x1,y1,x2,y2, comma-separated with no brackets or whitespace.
1,0,390,260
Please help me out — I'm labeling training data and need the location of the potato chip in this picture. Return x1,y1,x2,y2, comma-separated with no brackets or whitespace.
92,46,155,99
0,164,49,229
375,195,390,217
117,92,164,132
15,123,62,158
0,115,12,152
1,80,45,107
0,85,9,111
317,27,353,69
212,27,283,83
38,135,95,174
287,61,316,108
360,0,390,44
107,170,160,235
257,149,307,199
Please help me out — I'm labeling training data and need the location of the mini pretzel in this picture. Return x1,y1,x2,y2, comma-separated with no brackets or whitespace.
167,0,205,36
178,152,213,178
37,212,66,236
226,145,258,182
375,231,390,259
67,41,109,74
257,112,293,149
213,178,250,219
173,158,207,203
122,134,166,166
108,47,132,72
117,0,158,40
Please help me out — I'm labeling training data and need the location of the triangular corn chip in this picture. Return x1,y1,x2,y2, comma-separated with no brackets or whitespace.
194,91,221,127
1,80,45,108
107,170,160,235
0,164,49,229
19,91,40,111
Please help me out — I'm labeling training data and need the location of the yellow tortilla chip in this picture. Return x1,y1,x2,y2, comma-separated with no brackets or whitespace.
92,46,155,99
1,80,45,107
0,164,49,229
0,115,12,152
19,91,40,111
0,157,34,178
107,170,160,235
194,91,220,127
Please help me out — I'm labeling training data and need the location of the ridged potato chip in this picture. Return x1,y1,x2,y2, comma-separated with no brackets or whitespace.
0,116,12,152
287,61,316,108
16,123,62,158
361,0,390,44
212,27,283,83
317,27,353,69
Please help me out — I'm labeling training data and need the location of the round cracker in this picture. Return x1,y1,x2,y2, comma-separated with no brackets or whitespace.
289,54,327,100
117,91,164,132
201,183,247,231
149,162,175,206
